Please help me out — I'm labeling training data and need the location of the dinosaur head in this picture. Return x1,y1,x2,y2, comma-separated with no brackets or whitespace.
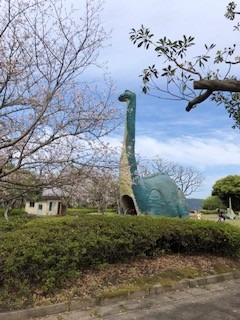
118,90,135,102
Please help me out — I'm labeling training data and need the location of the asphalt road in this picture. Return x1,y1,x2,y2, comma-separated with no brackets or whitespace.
34,278,240,320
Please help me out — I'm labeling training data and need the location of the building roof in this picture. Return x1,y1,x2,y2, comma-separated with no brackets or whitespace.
42,188,66,198
26,188,67,201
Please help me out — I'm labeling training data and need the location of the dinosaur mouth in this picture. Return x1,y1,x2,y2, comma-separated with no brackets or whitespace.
118,95,125,101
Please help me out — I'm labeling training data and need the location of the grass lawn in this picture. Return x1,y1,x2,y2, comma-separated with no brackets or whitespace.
191,213,240,228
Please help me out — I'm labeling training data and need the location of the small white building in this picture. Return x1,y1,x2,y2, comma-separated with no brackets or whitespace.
25,188,67,216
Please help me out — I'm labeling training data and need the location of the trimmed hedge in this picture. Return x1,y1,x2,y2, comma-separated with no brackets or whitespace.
66,208,116,215
0,215,240,295
66,208,98,215
200,209,218,215
0,208,25,216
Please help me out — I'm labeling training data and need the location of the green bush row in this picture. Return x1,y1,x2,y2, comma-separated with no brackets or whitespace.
66,208,97,214
0,208,25,216
200,209,218,214
66,208,116,215
0,215,240,296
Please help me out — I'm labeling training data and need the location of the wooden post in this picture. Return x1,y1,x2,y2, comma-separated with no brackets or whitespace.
229,197,232,210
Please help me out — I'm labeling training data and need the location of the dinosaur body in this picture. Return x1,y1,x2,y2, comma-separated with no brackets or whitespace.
118,90,188,217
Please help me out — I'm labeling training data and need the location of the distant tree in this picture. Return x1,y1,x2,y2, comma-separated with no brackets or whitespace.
202,195,226,211
88,170,119,214
0,0,121,184
138,156,205,196
130,2,240,128
57,166,119,213
212,175,240,210
0,167,42,221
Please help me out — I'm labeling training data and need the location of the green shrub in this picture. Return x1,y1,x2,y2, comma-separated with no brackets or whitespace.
202,195,226,210
66,208,116,215
0,215,240,304
0,208,25,217
66,208,98,215
0,216,37,232
200,209,218,214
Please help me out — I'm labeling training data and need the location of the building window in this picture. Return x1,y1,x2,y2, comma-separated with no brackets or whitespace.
38,204,43,210
30,202,35,208
49,202,54,211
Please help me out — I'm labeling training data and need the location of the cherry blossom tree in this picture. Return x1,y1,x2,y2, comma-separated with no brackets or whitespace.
55,166,119,213
0,0,122,205
0,166,42,221
87,169,119,213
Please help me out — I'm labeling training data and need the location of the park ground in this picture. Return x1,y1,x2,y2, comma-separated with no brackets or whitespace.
1,211,240,310
28,212,240,308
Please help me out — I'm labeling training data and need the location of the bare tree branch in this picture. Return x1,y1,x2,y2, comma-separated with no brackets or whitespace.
194,79,240,92
138,155,205,196
186,89,212,111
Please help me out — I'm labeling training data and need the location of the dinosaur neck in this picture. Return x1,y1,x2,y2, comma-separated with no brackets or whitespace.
123,96,138,178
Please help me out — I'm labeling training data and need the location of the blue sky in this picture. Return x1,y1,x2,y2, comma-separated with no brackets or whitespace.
76,0,240,199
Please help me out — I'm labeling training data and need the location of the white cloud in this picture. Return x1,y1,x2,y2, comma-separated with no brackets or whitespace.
105,131,240,170
97,0,235,78
136,135,240,169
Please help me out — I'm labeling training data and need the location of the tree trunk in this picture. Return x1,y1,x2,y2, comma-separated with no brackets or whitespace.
4,206,10,222
194,80,240,92
4,199,16,222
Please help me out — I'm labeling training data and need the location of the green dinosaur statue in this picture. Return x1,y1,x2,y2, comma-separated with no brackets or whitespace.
118,89,189,217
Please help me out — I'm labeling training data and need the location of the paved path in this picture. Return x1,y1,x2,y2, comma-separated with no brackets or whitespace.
32,278,240,320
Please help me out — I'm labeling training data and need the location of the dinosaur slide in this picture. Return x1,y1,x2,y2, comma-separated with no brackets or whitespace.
118,90,189,218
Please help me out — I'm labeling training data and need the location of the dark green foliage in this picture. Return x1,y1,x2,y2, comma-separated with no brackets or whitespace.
202,195,226,210
66,208,98,215
66,208,116,215
0,215,240,306
0,208,25,216
200,209,219,214
0,216,37,232
212,175,240,210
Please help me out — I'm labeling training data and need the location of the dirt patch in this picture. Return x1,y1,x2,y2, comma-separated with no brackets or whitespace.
33,254,240,306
